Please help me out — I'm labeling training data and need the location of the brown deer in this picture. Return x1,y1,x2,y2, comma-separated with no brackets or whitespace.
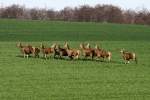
32,47,40,58
120,49,137,64
80,43,95,60
52,43,68,59
94,44,112,62
64,42,80,59
40,43,54,59
17,42,33,58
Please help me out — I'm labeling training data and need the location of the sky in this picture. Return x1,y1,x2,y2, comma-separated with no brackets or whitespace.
0,0,150,11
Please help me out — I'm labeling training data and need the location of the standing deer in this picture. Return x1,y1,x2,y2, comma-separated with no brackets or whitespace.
40,43,54,59
80,43,95,60
64,42,80,59
32,47,40,58
120,49,137,64
52,43,68,59
17,42,33,58
94,44,112,62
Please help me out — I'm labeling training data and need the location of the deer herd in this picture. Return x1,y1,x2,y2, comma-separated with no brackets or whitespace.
17,42,138,64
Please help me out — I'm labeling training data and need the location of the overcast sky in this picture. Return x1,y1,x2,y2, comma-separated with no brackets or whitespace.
0,0,150,11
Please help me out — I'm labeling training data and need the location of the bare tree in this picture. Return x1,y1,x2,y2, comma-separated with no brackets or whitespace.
75,5,94,22
47,9,56,20
101,5,123,23
29,8,39,20
123,10,136,24
93,5,105,22
134,8,150,25
0,4,150,25
1,4,24,18
60,7,74,21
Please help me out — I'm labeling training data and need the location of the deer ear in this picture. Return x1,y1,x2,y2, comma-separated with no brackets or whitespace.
17,42,20,47
64,41,67,44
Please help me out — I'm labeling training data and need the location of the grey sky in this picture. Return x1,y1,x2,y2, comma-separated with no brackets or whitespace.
0,0,149,10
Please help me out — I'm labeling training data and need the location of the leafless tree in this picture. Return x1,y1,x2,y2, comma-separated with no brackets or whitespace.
1,4,24,18
0,4,150,25
47,9,56,20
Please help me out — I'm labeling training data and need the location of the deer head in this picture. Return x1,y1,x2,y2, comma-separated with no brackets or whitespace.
80,43,84,49
51,43,56,48
17,42,22,48
40,43,44,49
120,48,125,53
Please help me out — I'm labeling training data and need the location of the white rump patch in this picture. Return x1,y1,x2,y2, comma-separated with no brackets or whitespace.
133,53,136,59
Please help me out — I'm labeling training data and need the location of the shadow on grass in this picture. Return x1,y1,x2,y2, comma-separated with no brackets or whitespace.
16,55,123,64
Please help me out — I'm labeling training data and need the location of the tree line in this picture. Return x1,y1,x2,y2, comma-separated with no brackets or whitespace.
0,4,150,25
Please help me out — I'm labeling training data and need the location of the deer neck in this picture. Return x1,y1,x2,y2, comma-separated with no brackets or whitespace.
67,45,70,50
41,45,45,49
81,44,86,50
19,44,23,48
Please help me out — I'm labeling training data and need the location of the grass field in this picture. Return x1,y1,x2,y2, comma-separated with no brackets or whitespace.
0,19,150,100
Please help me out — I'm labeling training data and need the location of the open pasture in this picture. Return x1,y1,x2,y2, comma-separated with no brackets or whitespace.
0,19,150,100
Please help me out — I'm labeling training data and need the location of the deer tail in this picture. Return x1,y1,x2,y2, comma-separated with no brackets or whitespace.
133,53,137,64
108,51,112,61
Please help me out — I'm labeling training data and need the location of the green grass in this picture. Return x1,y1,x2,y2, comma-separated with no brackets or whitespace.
0,19,150,100
0,19,150,41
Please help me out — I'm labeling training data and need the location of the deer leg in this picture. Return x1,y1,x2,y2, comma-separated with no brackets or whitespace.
26,55,29,59
33,53,36,58
69,56,73,60
35,53,39,58
24,53,26,58
101,57,104,62
43,54,45,58
45,54,47,59
124,60,129,64
124,61,127,64
35,53,38,58
90,53,94,60
60,52,63,59
83,55,87,60
37,54,39,58
54,54,56,59
60,55,62,59
108,56,111,62
76,55,79,59
91,55,94,60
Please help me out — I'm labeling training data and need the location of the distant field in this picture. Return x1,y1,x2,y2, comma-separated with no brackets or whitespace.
0,19,150,41
0,19,150,100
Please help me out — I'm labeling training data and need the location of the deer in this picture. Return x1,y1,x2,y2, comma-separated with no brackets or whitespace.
94,44,112,62
17,42,33,58
64,42,80,59
40,43,54,59
120,49,137,64
80,43,95,60
32,47,40,58
52,43,68,59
